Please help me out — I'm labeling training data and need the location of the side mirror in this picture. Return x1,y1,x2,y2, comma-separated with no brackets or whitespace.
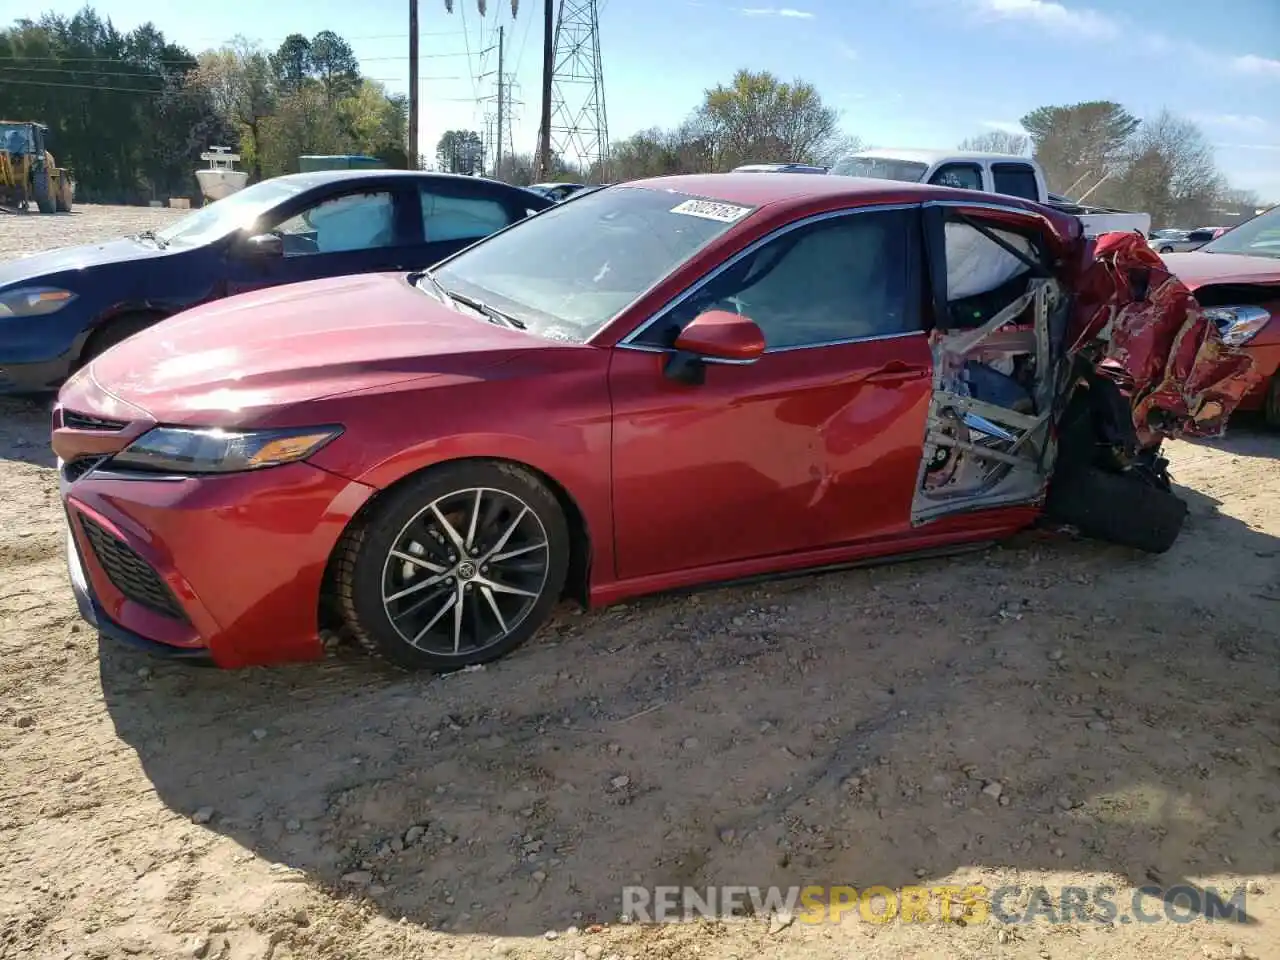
664,309,765,385
242,232,284,257
673,309,766,362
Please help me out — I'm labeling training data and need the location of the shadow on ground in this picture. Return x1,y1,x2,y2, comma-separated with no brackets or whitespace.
98,466,1280,936
0,396,56,468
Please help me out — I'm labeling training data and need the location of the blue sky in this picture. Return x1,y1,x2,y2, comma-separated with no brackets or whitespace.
18,0,1280,198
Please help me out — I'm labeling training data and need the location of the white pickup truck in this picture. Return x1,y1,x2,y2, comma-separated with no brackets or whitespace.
830,149,1151,238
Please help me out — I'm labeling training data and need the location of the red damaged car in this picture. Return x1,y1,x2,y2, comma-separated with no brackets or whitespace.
1161,203,1280,427
51,174,1262,671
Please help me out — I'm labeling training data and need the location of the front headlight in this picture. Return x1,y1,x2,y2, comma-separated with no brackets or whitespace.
109,425,343,474
1203,305,1272,346
0,286,78,318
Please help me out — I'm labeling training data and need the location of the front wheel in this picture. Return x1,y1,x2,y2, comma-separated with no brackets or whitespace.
1159,246,1174,254
333,461,570,671
32,168,55,214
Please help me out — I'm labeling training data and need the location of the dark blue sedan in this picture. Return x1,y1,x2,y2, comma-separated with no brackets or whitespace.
0,170,553,393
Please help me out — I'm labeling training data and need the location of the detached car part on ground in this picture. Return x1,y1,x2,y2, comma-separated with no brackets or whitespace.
50,174,1262,671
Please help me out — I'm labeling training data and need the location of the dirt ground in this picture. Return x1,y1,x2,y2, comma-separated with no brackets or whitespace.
1,205,1278,960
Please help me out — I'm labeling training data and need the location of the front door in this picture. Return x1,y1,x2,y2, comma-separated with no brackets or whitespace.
224,183,414,295
608,206,934,581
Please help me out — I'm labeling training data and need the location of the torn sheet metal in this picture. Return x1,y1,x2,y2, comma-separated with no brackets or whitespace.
1070,232,1264,445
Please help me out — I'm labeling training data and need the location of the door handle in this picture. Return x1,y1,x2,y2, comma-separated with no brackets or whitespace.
865,362,928,384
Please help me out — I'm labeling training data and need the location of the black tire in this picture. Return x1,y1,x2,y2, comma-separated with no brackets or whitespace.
78,313,163,368
333,460,570,671
55,179,71,213
1264,375,1280,430
1159,246,1174,254
1046,465,1188,554
32,168,55,214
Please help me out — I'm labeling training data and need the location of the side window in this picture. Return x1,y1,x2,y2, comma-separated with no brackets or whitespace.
991,163,1040,201
274,191,395,257
1187,230,1213,243
648,209,919,351
420,189,513,243
929,163,984,191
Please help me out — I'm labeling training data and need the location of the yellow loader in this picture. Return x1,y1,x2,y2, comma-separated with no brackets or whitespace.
0,120,75,214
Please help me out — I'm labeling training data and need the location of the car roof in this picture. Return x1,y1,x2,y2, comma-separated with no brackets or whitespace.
848,148,1038,165
617,171,1004,209
270,169,531,189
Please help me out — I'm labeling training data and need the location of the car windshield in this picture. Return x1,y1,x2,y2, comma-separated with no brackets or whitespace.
1200,206,1280,259
428,186,754,342
154,179,306,247
830,156,929,182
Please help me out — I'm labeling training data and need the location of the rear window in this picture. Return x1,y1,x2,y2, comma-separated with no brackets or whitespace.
991,163,1040,201
831,156,929,183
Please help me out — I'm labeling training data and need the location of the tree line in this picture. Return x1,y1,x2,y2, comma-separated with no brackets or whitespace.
591,77,1260,228
0,7,407,202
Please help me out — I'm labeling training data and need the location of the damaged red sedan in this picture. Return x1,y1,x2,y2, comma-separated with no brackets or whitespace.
51,174,1262,670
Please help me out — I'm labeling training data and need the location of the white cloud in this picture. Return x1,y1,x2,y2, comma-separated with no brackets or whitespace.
1231,54,1280,78
835,40,858,60
739,7,815,17
967,0,1119,41
982,120,1027,135
1190,114,1270,133
1215,142,1280,152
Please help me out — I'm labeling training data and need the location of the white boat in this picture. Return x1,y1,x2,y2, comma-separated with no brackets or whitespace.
195,147,248,203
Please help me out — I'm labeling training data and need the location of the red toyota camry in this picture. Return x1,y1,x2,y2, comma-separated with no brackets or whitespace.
52,174,1262,670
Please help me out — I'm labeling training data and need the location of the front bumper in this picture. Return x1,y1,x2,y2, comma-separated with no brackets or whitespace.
64,522,213,663
60,459,377,668
1236,330,1280,412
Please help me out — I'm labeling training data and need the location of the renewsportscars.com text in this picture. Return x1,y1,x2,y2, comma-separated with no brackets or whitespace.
621,884,1250,925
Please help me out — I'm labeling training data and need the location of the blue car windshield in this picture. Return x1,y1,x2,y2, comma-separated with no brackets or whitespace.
430,186,755,343
155,179,306,247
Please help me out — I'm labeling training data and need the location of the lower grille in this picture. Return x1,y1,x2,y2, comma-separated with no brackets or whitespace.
78,515,189,622
63,456,105,483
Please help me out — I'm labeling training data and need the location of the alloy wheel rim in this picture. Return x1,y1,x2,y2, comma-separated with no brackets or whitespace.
380,487,550,656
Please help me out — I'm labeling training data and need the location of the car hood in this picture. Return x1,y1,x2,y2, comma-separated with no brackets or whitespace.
0,236,167,288
66,272,554,426
1160,251,1280,289
1072,233,1266,445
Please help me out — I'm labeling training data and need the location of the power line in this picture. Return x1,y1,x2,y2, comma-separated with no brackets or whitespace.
0,76,462,94
513,1,537,74
185,30,465,42
0,51,480,64
0,64,471,83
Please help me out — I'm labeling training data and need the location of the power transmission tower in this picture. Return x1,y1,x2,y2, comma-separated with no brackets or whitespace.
478,25,518,177
541,0,608,180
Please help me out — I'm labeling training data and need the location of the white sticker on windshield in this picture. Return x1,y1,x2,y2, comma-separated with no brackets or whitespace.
669,198,752,223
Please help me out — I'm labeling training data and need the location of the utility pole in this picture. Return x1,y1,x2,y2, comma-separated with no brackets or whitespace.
538,0,553,179
495,25,504,174
408,0,419,169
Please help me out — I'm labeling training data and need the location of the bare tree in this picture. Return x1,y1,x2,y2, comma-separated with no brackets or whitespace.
958,130,1029,156
1113,110,1221,227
